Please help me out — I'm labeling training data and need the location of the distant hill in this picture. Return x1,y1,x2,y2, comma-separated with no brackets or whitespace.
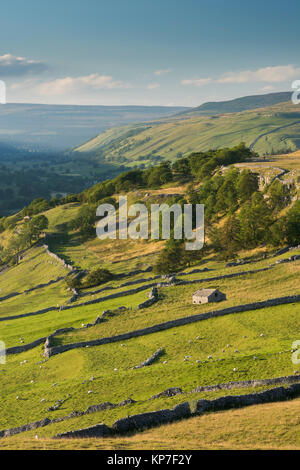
180,91,292,116
0,103,188,151
73,99,300,164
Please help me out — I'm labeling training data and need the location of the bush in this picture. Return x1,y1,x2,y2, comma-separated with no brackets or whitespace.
82,268,115,288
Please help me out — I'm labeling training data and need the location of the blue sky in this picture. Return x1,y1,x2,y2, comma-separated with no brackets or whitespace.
1,0,300,106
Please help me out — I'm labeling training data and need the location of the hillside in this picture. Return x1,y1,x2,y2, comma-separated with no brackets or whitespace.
0,146,299,449
73,100,300,165
180,91,292,117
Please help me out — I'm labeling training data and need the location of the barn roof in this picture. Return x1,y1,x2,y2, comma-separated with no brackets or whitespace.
193,288,218,297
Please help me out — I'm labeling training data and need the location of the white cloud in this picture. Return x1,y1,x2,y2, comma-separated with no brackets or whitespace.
38,74,132,96
260,85,275,92
0,53,47,76
181,78,212,87
147,82,160,89
217,65,300,84
154,68,172,76
182,65,300,87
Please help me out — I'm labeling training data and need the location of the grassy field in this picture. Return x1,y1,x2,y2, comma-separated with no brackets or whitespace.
0,250,299,437
74,101,300,166
1,397,300,450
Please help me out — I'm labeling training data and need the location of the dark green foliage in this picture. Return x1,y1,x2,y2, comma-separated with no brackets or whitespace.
154,239,187,274
210,215,242,260
237,170,259,203
24,198,50,216
69,204,97,239
270,200,300,246
82,268,115,288
266,179,292,212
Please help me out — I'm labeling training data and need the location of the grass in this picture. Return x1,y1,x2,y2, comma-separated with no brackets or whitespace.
0,298,299,430
74,101,300,164
1,397,300,449
0,281,69,320
54,259,300,345
0,246,68,297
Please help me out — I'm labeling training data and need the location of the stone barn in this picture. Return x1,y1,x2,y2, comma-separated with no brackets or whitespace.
192,288,226,304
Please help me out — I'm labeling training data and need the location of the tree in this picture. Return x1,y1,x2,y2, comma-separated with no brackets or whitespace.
210,214,241,260
82,268,114,288
238,192,272,248
70,204,97,239
237,170,259,203
5,235,26,265
154,239,186,274
271,201,300,246
267,179,291,212
20,215,49,246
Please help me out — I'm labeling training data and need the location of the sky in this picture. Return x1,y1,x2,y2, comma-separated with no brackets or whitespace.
1,0,300,106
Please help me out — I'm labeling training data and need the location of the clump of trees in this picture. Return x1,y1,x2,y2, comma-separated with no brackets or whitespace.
1,215,48,265
66,267,115,289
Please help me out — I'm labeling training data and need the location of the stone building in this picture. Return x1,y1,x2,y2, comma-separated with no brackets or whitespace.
192,288,226,304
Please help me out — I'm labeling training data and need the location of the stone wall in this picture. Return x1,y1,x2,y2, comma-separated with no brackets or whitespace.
42,244,74,271
138,287,159,309
0,263,280,324
6,327,75,356
2,375,300,439
44,294,300,358
191,374,300,394
53,423,111,439
66,383,300,437
132,348,164,369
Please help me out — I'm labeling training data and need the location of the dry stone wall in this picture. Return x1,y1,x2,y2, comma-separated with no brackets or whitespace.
53,383,300,438
44,294,300,357
132,348,164,369
1,375,300,439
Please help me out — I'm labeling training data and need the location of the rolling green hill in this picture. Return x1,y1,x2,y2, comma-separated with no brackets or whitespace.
73,100,300,165
179,91,292,117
